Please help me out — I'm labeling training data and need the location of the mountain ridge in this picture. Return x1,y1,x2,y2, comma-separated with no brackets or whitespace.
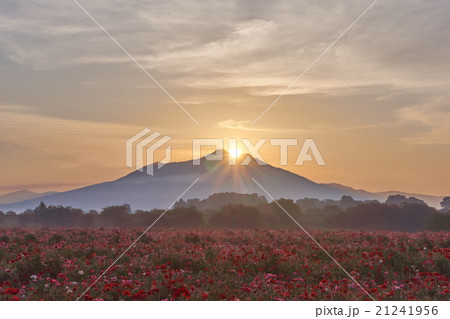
0,150,444,211
0,190,58,205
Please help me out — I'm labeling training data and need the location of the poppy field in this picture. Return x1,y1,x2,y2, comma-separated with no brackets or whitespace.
0,228,449,301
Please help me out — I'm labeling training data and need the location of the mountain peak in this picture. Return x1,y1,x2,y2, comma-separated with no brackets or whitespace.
207,148,229,157
203,148,264,166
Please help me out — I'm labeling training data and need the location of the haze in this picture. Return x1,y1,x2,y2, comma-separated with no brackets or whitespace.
0,0,449,197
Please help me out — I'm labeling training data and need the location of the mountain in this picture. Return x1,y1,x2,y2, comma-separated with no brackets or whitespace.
0,190,57,205
324,183,443,208
0,150,443,212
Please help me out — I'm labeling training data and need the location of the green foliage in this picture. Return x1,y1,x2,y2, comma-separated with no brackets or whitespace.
139,234,154,244
24,234,38,243
0,229,448,300
15,255,45,282
433,256,450,276
48,234,65,244
0,197,447,231
384,249,409,273
426,213,450,231
417,236,434,250
184,233,201,244
327,203,438,232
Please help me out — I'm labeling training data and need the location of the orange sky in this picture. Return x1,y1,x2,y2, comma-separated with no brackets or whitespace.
0,0,449,197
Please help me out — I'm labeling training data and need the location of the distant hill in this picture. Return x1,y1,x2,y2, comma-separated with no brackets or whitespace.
324,183,443,208
0,190,57,205
0,150,444,212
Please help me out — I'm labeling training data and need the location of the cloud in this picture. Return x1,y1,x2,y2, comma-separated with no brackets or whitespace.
1,0,450,196
216,119,275,133
1,0,449,92
215,119,314,134
0,103,34,113
0,103,141,166
397,98,450,145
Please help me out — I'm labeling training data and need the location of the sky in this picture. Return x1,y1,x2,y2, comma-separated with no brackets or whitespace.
0,0,449,197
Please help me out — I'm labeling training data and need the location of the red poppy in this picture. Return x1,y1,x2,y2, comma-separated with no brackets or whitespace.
172,287,190,299
122,290,132,297
5,288,20,295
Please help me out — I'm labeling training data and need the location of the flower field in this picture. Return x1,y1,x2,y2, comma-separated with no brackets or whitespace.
0,229,449,301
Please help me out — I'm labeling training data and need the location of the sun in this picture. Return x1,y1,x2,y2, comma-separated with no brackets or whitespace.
228,147,242,158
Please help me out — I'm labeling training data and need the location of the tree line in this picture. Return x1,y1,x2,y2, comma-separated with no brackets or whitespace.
0,193,449,231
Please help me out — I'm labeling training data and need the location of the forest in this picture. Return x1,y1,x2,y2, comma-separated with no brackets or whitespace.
0,193,449,231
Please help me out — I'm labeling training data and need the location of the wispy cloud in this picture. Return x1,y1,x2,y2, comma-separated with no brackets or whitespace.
216,119,275,133
1,0,449,91
215,119,315,134
1,0,450,196
397,98,450,145
0,103,139,166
